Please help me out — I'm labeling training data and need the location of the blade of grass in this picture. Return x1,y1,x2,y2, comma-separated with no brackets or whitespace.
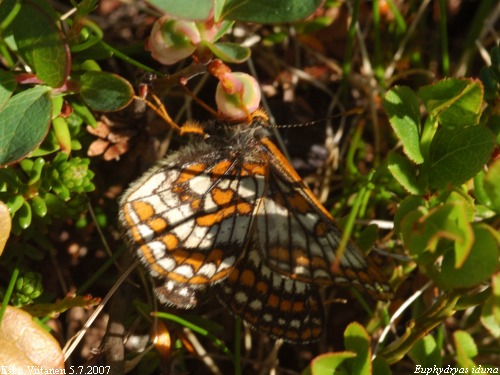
438,0,450,75
0,256,22,326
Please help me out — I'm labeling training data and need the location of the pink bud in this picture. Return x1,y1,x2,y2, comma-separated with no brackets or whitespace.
215,73,261,120
146,16,201,65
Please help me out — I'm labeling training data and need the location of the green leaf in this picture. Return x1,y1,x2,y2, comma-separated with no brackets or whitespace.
9,1,70,88
79,71,134,112
52,117,71,154
0,70,16,110
408,335,442,367
454,330,477,368
17,200,32,229
394,195,426,233
202,42,251,63
344,322,371,375
483,159,500,213
382,86,423,164
400,203,472,262
431,224,499,290
147,0,214,20
0,86,52,166
387,151,423,194
69,97,97,127
481,295,500,338
221,0,322,23
418,79,483,129
429,126,496,189
493,272,500,324
304,352,355,375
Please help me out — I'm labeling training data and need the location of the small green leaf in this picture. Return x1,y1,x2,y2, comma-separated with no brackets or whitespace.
30,196,47,217
483,159,500,213
0,86,52,166
394,195,426,232
69,97,97,127
431,224,499,290
6,194,25,215
408,335,442,367
79,71,134,112
221,0,322,23
202,42,251,63
418,79,483,128
344,322,371,375
387,151,423,194
17,200,32,229
400,203,472,262
493,272,500,324
27,157,45,185
305,352,356,375
383,86,423,164
147,0,213,20
429,126,496,189
9,1,70,87
0,70,16,110
480,295,500,338
454,330,477,368
52,117,72,154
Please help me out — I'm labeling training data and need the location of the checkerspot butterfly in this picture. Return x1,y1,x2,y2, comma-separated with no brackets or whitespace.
119,111,392,343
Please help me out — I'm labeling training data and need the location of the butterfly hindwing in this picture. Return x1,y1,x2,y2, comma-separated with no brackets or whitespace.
216,247,325,343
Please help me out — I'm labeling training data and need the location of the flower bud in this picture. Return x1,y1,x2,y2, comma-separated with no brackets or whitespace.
146,16,201,65
215,72,261,120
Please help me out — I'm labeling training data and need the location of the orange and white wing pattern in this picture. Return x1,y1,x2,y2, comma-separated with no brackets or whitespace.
257,137,392,300
119,141,267,308
216,247,324,343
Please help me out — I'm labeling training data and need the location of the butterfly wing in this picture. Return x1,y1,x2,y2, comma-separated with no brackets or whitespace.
216,247,324,343
119,142,267,307
257,138,392,300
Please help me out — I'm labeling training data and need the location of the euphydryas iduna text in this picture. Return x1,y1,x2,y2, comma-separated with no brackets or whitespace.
119,112,392,343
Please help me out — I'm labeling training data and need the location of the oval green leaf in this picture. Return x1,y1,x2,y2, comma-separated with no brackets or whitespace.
0,86,52,166
344,322,371,375
483,159,500,213
221,0,322,23
79,71,134,112
146,0,213,20
203,42,251,63
387,151,423,194
383,86,424,164
418,79,483,129
429,126,496,189
431,224,499,290
9,1,70,88
309,352,356,375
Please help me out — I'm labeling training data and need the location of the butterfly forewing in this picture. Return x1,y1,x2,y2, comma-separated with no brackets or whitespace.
120,142,267,307
258,138,392,300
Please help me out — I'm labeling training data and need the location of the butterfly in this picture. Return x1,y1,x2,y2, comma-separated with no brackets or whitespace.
119,111,392,343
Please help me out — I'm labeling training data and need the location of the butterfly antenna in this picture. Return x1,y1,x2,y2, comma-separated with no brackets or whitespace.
269,107,364,129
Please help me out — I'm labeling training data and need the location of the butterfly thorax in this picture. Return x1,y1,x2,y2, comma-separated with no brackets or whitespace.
192,117,271,152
